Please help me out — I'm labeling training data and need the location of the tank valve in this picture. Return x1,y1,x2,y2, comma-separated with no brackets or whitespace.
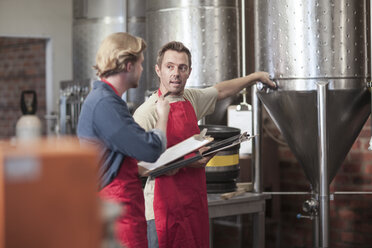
256,80,278,93
296,198,318,220
303,198,319,215
296,213,314,220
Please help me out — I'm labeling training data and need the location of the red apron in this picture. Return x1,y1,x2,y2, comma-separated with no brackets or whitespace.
99,80,147,248
154,91,210,248
99,157,148,248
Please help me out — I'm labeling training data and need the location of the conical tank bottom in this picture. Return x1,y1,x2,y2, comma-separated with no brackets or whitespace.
257,83,370,191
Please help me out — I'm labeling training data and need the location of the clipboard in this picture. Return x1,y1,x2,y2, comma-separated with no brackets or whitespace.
141,131,254,178
202,132,252,156
138,129,213,173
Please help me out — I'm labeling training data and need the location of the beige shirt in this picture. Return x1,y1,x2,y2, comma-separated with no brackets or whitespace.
133,87,218,220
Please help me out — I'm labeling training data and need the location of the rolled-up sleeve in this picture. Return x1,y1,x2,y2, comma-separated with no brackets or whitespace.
150,128,167,152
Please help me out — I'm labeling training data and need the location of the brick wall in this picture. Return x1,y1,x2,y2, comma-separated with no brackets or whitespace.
270,117,372,248
0,37,46,139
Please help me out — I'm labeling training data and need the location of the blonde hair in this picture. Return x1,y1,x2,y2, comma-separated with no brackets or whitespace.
93,32,146,78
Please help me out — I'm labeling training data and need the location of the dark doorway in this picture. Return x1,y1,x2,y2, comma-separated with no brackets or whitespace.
0,37,47,138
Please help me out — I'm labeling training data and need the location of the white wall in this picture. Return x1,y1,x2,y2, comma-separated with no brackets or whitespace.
0,0,73,113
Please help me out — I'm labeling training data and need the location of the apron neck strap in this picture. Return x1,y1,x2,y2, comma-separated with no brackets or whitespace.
102,79,120,96
158,89,163,97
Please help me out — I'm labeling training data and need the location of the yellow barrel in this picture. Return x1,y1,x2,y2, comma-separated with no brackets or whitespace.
199,125,240,193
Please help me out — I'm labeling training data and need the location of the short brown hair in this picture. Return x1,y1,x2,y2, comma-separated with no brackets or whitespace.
156,41,192,68
94,32,146,78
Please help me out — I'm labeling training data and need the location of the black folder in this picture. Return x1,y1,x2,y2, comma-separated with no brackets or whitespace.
147,132,252,178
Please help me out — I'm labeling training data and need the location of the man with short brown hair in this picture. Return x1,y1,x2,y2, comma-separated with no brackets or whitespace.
134,41,275,248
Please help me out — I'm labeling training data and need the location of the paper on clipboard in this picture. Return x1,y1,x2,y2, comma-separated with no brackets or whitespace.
147,132,255,178
138,130,213,171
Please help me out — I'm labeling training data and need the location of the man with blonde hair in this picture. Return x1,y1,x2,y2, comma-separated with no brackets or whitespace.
134,41,275,248
77,32,170,248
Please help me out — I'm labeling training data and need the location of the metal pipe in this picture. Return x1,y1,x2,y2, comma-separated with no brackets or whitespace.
263,191,372,195
238,0,249,111
241,0,246,77
59,95,67,134
252,85,262,193
313,213,320,248
252,0,261,194
333,191,372,195
369,86,372,150
369,0,372,151
317,81,330,248
262,192,313,195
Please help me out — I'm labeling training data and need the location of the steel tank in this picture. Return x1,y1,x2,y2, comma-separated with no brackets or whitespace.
73,0,147,109
146,0,241,124
252,0,370,247
254,0,370,195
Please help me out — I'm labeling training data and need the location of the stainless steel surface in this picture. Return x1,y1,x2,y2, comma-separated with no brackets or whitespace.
303,198,318,214
73,0,127,81
208,192,270,248
253,1,370,247
126,0,147,108
146,0,240,90
252,85,263,193
253,210,265,248
263,192,312,195
257,84,370,191
59,80,90,134
254,1,368,80
368,81,372,151
208,192,269,217
317,82,329,248
333,191,372,194
73,0,147,109
241,0,246,77
370,0,372,151
263,78,369,91
314,214,320,248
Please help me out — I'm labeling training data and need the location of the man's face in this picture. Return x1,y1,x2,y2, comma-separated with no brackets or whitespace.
156,50,191,96
128,52,144,88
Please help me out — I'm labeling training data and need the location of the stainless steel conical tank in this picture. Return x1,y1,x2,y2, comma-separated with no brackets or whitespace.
253,0,370,191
